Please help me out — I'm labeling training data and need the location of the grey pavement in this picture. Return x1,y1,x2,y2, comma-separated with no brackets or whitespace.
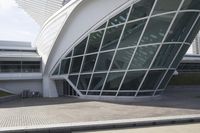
0,86,200,128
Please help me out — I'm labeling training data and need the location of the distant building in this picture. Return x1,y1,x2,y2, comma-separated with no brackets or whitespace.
0,41,42,95
193,32,200,54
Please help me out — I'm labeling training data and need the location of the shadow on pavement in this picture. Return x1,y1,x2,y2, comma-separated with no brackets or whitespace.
0,86,200,110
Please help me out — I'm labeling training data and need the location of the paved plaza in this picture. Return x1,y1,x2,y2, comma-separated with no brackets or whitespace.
0,86,200,128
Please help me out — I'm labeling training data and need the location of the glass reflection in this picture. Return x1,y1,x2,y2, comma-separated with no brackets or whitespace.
119,19,147,48
140,13,174,45
172,44,190,68
152,44,181,68
111,48,134,70
89,73,107,91
181,0,200,10
73,38,87,56
130,45,159,69
128,0,155,21
101,25,123,51
140,70,165,90
82,54,97,72
103,72,124,90
120,71,146,90
77,74,91,90
70,56,83,73
95,51,114,71
60,59,70,74
165,12,199,42
87,30,104,53
108,7,130,26
152,0,181,15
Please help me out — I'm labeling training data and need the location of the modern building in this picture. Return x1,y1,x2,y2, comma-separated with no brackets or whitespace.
0,41,42,95
2,0,200,100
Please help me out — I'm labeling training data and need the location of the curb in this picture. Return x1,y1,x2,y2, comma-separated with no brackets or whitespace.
0,114,200,132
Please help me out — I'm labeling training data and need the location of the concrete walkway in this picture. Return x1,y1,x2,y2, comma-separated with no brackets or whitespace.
0,86,199,130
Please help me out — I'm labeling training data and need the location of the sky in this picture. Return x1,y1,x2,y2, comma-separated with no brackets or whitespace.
0,0,39,45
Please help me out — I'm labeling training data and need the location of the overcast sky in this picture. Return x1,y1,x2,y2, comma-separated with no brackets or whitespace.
0,0,39,45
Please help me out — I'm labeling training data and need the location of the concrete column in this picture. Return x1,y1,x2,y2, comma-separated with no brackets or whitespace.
43,76,58,97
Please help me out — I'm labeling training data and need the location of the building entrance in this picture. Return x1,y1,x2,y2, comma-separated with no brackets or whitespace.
63,80,78,97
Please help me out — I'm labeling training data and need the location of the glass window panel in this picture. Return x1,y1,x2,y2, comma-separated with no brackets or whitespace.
152,0,181,15
119,19,147,48
128,0,155,21
89,73,106,91
82,54,97,72
87,91,101,95
152,44,181,68
140,70,166,90
73,38,87,56
111,48,134,70
22,61,40,65
137,91,154,96
101,92,117,96
65,51,72,58
172,44,190,68
86,30,104,53
165,12,199,42
0,65,21,73
60,59,70,74
140,13,174,45
70,56,83,73
103,72,124,91
158,70,174,90
108,7,130,26
101,25,123,51
77,74,91,90
52,64,60,75
181,0,200,10
130,45,159,69
22,65,40,72
96,22,106,30
120,71,146,90
186,18,200,43
0,61,21,65
95,51,114,72
117,92,136,96
69,75,78,86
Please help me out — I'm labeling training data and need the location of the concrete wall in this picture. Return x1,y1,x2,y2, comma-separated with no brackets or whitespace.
0,80,42,95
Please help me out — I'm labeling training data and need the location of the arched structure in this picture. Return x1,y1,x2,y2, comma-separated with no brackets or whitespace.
34,0,200,99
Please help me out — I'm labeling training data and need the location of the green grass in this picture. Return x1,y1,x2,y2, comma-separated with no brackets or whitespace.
169,72,200,85
0,90,11,97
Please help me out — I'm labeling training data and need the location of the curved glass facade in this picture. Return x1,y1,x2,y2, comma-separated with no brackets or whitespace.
52,0,200,98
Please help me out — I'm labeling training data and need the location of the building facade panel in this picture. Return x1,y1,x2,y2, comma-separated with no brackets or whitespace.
51,0,200,99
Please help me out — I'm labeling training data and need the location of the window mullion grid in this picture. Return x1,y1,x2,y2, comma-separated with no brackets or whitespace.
116,0,158,97
99,5,133,96
64,76,82,96
153,12,200,96
134,0,185,97
76,36,90,88
85,21,109,95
